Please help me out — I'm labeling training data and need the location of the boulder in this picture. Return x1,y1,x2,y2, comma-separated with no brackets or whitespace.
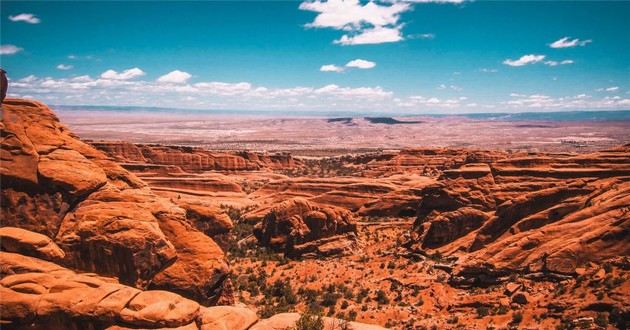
198,306,258,330
0,227,65,262
176,201,234,236
253,198,357,256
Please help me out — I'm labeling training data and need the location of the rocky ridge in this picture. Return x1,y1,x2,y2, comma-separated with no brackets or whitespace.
407,148,630,286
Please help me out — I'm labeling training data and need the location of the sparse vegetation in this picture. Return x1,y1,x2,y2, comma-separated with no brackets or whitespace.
292,311,324,330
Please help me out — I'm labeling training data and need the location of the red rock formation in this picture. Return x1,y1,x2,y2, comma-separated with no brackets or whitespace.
407,146,630,285
1,99,230,304
248,175,434,218
176,201,234,236
0,250,254,329
252,198,358,257
91,141,303,172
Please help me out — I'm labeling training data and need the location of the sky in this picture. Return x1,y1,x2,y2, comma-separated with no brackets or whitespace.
1,0,630,113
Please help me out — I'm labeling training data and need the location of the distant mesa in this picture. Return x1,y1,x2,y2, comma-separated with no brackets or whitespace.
327,117,356,125
326,116,423,125
364,117,423,125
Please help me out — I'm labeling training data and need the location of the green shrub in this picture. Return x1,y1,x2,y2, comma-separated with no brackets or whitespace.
375,290,389,305
293,312,324,330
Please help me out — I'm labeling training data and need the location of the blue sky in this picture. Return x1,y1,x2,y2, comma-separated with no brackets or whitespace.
1,0,629,113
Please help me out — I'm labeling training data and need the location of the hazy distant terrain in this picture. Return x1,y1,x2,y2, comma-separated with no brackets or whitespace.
56,108,630,154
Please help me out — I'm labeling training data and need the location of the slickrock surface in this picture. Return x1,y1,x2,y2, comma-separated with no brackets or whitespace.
0,250,260,330
408,146,630,286
252,198,358,257
1,99,230,304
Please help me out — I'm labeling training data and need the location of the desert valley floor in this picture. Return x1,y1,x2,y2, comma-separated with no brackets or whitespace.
1,99,629,329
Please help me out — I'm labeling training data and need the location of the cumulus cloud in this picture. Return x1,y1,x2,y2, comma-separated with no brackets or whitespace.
0,44,24,55
345,59,376,69
8,13,40,24
334,26,403,45
320,64,345,72
300,0,410,45
320,59,376,72
56,64,73,70
299,0,465,45
157,70,192,83
100,68,145,80
503,54,545,67
549,37,591,48
299,0,410,30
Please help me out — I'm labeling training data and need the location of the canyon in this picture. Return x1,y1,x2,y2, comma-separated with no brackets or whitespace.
1,98,629,329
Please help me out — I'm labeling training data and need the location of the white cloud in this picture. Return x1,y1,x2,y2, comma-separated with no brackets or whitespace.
193,81,251,95
503,54,546,67
100,68,145,80
345,59,376,69
549,37,591,49
503,92,630,110
299,0,410,30
10,74,394,110
397,94,466,109
544,59,574,66
300,0,410,45
0,44,23,55
479,68,498,73
596,86,619,92
56,64,73,70
8,13,40,24
300,0,464,46
11,74,630,112
314,84,392,99
157,70,192,84
334,26,403,45
320,64,344,72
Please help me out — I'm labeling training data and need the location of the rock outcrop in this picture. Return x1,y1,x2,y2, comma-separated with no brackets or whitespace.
249,175,435,218
0,250,253,330
252,198,358,257
407,146,630,285
1,99,230,304
91,141,303,172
